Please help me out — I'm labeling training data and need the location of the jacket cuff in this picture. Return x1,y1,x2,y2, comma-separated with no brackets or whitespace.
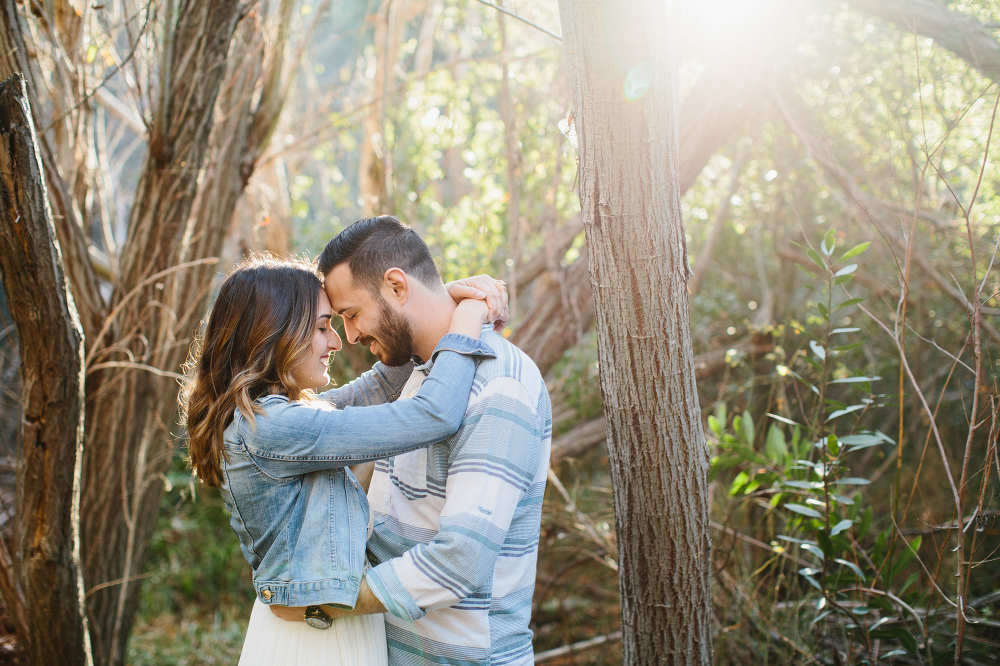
366,562,426,622
430,333,495,361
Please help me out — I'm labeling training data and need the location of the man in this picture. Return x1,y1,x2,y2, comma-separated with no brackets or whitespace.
317,215,551,665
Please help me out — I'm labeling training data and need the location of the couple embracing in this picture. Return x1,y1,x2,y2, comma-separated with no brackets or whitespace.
182,215,552,665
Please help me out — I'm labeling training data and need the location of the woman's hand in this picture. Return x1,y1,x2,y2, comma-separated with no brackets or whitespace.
445,275,509,332
447,298,491,339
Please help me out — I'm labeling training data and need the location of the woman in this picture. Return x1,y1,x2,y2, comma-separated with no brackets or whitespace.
181,254,502,665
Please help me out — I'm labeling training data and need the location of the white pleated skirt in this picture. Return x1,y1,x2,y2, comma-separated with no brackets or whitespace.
238,598,388,666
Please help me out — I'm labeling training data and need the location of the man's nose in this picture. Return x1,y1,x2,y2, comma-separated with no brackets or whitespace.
342,318,359,344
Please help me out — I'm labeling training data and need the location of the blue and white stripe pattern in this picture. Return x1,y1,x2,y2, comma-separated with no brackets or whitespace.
366,328,552,665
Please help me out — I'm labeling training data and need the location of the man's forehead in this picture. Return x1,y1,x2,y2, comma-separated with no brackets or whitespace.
324,264,366,309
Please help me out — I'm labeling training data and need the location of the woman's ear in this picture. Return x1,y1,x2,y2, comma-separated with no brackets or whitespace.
382,267,409,305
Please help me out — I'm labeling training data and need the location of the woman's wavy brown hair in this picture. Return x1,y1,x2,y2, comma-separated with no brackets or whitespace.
180,254,323,487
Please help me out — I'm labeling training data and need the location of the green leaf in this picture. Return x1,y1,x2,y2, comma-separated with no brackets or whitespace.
807,247,827,271
851,605,871,615
784,480,821,489
796,264,818,280
777,535,814,545
826,404,866,422
802,355,823,371
832,494,855,505
817,301,829,319
728,471,749,497
899,572,919,596
831,341,863,352
811,609,832,625
817,530,835,557
873,530,888,562
838,241,870,263
841,431,893,452
707,414,722,437
829,376,881,384
830,519,853,536
833,274,854,285
765,426,788,463
834,263,858,277
801,573,822,590
892,536,921,574
786,503,823,518
783,367,820,395
833,477,871,485
858,506,873,540
767,413,800,426
830,327,860,334
834,297,866,311
810,340,826,360
834,557,866,581
821,229,836,256
870,627,919,655
827,433,840,455
740,410,755,446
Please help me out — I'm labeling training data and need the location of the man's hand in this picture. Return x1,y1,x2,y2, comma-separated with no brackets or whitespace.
445,274,509,332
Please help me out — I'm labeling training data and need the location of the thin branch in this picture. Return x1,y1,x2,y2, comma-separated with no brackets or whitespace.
85,361,185,381
472,0,562,41
534,632,622,662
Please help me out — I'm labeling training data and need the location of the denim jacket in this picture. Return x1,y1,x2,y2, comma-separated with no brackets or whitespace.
219,333,495,608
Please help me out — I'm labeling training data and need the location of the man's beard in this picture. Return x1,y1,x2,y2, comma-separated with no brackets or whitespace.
359,297,414,367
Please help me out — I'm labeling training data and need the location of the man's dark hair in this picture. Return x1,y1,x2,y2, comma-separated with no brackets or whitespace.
317,215,441,292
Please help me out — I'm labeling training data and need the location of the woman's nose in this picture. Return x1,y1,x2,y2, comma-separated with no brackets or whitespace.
329,329,342,351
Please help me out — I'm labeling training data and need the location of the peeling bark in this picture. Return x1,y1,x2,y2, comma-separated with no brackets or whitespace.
0,73,91,666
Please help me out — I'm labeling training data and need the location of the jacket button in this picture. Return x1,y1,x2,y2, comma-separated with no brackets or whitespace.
261,589,272,600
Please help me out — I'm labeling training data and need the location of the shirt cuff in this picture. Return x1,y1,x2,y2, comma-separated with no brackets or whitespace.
430,333,495,361
366,561,426,622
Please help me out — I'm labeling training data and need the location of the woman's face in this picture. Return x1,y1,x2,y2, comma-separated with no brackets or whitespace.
289,291,342,391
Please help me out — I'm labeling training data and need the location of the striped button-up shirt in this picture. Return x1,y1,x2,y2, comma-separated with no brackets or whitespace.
366,328,552,665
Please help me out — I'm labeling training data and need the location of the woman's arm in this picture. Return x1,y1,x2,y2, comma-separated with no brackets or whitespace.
243,301,493,477
316,362,413,408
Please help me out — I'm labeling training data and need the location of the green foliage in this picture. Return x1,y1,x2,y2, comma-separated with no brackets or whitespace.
709,231,941,662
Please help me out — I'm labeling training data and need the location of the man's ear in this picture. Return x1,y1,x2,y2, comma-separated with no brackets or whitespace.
382,267,409,305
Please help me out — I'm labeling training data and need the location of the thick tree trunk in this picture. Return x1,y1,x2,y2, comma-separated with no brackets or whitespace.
557,1,713,663
0,74,92,666
79,3,243,664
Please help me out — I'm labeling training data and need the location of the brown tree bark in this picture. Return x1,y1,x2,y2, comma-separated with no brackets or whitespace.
0,74,92,665
78,3,243,663
557,0,713,662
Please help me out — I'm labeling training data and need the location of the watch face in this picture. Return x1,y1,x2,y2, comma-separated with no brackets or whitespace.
305,616,331,630
304,606,332,630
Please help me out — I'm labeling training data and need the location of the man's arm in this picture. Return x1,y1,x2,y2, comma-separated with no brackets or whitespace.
269,577,386,622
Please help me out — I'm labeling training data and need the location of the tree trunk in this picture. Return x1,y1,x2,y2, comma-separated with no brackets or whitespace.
557,1,713,663
79,3,243,664
0,74,92,666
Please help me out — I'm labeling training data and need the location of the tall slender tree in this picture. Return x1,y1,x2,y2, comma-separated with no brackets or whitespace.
557,0,713,662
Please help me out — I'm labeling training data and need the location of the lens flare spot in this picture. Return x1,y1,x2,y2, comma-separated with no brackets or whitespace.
623,62,653,102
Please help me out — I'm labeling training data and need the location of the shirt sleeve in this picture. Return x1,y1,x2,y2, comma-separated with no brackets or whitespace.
316,362,414,407
365,376,544,621
242,335,494,477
